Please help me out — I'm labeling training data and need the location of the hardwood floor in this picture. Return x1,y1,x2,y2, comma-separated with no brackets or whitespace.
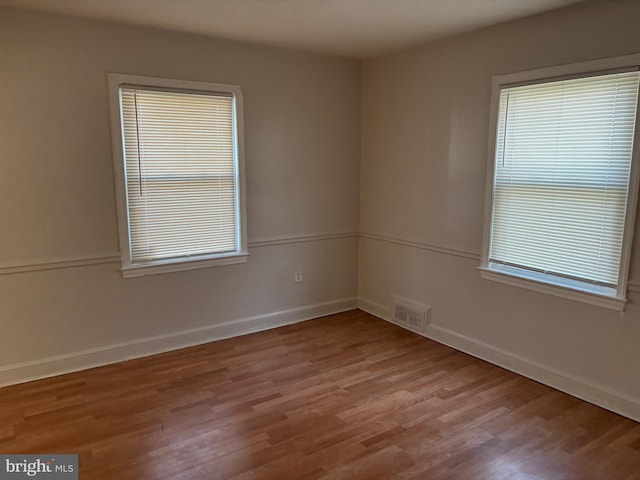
1,310,639,479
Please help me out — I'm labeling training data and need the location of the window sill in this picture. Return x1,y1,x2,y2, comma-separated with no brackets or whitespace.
478,264,627,311
121,252,249,278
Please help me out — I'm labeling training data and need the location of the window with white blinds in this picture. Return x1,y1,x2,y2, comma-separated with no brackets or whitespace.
109,75,247,277
481,62,640,310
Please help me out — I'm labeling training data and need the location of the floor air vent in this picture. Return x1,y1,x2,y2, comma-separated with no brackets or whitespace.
391,296,431,334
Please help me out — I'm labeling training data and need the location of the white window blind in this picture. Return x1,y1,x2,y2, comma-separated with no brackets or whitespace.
119,86,240,265
489,70,640,289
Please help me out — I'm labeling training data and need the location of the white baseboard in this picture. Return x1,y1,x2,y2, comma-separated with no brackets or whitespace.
358,297,640,423
0,297,358,388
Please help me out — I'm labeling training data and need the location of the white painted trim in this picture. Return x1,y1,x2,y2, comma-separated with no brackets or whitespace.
358,297,640,423
0,297,358,388
233,81,249,265
495,54,640,88
358,297,393,320
0,255,121,276
2,233,637,293
426,325,640,423
249,232,358,248
121,252,249,278
107,73,248,278
479,266,627,311
359,232,480,260
358,233,640,295
621,67,640,298
0,232,358,276
480,54,640,310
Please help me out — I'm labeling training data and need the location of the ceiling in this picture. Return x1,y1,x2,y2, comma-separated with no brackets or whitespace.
2,0,585,58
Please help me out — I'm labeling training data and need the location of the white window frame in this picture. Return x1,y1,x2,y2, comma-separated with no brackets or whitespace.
480,55,640,311
107,74,248,278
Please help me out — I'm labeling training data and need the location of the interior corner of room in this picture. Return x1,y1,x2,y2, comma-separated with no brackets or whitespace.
1,0,640,461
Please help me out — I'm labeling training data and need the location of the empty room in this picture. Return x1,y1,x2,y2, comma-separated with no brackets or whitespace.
1,0,640,478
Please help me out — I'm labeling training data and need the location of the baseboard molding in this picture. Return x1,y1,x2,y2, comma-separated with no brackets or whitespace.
358,297,393,322
358,297,640,423
0,297,357,388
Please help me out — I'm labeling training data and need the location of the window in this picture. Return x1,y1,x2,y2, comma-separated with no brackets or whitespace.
480,56,640,310
108,74,248,277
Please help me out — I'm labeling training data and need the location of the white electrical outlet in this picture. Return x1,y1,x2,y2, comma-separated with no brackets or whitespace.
294,271,303,283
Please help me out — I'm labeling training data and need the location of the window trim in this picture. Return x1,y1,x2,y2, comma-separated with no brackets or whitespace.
480,54,640,311
107,74,248,278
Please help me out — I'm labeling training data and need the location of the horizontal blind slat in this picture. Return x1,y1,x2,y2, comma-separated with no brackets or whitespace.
120,87,238,263
490,71,640,286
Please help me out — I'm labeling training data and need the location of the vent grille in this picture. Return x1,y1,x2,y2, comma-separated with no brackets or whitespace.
392,296,430,334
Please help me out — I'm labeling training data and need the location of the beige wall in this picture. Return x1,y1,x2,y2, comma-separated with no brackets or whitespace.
3,0,640,421
359,0,640,420
0,8,361,380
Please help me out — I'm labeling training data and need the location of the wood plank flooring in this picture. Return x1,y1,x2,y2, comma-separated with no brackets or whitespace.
1,310,639,479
